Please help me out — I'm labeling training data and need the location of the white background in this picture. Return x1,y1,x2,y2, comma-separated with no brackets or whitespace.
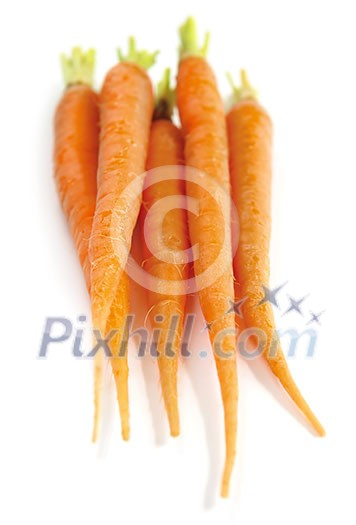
1,0,356,523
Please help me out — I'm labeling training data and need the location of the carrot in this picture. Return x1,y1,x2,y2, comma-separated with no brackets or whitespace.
89,38,157,441
176,18,238,497
226,70,325,436
104,278,130,441
55,48,130,442
55,47,98,291
140,69,189,436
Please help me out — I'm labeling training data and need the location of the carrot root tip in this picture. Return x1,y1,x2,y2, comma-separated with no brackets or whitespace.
220,483,229,499
122,427,130,441
169,420,180,438
91,425,98,443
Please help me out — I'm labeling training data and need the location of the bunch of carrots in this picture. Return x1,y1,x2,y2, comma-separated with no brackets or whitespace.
53,17,325,498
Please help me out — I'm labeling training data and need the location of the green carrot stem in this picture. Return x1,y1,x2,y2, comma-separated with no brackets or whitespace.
227,69,258,103
178,16,210,60
60,47,95,87
153,68,175,121
117,36,159,70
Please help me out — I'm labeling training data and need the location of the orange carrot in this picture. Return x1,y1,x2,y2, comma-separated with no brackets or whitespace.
105,278,130,441
54,48,98,291
55,48,130,442
226,70,325,436
141,69,189,436
176,18,238,497
89,38,157,441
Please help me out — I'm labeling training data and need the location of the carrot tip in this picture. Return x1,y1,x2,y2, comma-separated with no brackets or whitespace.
221,464,234,498
268,353,326,437
60,47,95,88
92,417,99,443
220,483,229,498
227,69,258,103
178,16,210,60
122,427,130,441
153,68,175,120
117,36,159,70
169,418,180,438
317,427,326,437
310,417,326,437
92,350,104,445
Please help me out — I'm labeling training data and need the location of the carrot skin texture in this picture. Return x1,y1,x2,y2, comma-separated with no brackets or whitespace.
226,99,325,436
177,56,238,497
105,277,130,441
142,119,188,436
89,62,154,334
54,84,99,289
54,83,130,442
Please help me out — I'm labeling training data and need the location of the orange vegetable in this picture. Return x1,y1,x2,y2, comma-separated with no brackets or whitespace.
176,18,238,497
54,48,98,291
89,39,157,440
55,48,130,442
226,70,325,436
103,279,130,441
141,69,189,436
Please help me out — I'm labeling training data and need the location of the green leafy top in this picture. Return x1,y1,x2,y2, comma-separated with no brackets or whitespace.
227,69,258,103
117,36,159,70
60,47,95,87
153,68,175,120
178,17,210,60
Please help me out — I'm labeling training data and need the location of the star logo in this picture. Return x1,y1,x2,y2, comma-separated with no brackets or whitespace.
226,297,247,317
306,310,325,325
283,294,309,316
257,282,287,308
